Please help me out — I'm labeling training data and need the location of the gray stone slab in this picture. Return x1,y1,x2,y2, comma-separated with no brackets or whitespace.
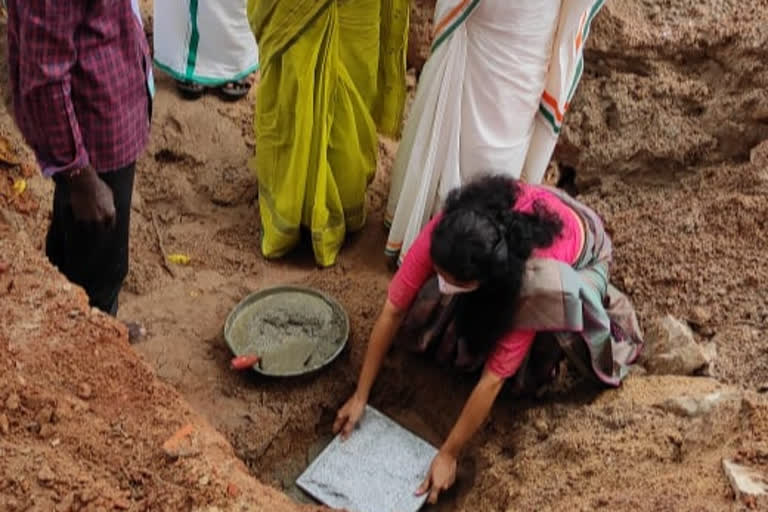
296,406,438,512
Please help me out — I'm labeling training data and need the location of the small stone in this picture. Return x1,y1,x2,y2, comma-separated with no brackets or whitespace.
36,406,54,425
722,459,768,503
533,419,549,436
78,488,97,504
657,391,739,418
51,438,61,447
5,392,21,411
162,424,200,459
55,402,72,421
57,493,75,512
699,342,717,377
38,464,56,485
198,475,210,487
77,383,93,400
72,400,90,414
0,413,9,435
226,482,240,498
641,315,713,375
750,140,768,166
39,424,55,439
113,498,131,510
688,306,712,326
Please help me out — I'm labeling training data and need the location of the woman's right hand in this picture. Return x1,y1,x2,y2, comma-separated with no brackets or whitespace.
333,393,367,440
332,300,404,441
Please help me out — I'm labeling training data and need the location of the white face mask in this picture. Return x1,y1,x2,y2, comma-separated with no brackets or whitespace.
437,274,478,295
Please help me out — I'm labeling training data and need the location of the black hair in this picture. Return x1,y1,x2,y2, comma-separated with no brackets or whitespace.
430,174,563,357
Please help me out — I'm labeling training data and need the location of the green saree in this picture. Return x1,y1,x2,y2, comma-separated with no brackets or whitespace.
248,0,408,266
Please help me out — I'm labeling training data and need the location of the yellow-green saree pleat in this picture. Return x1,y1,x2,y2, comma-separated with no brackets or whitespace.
248,0,408,267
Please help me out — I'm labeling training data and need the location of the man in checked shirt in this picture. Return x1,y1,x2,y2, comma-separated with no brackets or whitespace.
6,1,154,329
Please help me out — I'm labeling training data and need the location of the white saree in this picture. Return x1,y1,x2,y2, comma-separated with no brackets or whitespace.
385,0,606,264
154,0,259,85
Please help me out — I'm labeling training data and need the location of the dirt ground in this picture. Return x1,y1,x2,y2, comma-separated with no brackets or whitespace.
2,1,768,511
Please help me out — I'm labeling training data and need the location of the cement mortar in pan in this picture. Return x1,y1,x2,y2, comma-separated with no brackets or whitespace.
228,291,346,375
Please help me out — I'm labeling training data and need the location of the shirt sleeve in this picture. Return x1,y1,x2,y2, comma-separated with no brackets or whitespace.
485,329,536,379
387,215,442,311
12,1,90,176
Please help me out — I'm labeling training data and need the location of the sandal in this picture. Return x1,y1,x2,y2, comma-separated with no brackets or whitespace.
175,80,205,100
218,78,251,101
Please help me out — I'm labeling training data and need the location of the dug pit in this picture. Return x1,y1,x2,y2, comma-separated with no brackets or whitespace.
230,347,483,512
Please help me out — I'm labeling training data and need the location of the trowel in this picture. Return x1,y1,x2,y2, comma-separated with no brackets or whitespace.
230,335,317,373
231,354,261,370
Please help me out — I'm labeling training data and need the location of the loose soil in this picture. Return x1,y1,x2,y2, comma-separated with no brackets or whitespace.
2,1,768,511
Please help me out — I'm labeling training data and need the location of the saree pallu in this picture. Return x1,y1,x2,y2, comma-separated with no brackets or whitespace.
385,0,605,266
248,0,408,267
399,186,643,389
154,0,259,85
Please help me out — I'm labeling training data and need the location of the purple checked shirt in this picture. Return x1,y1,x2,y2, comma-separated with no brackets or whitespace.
6,0,153,176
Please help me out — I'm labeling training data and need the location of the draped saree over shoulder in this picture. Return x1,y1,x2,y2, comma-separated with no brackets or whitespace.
385,0,606,266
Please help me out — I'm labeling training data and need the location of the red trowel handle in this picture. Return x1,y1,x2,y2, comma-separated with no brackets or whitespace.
231,355,260,370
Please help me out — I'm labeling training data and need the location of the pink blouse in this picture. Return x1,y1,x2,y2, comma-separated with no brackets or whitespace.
388,183,584,378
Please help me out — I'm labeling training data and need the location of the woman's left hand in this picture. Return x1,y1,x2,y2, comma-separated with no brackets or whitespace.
416,451,457,505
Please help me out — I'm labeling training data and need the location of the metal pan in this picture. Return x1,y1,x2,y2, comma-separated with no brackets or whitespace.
224,285,349,377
